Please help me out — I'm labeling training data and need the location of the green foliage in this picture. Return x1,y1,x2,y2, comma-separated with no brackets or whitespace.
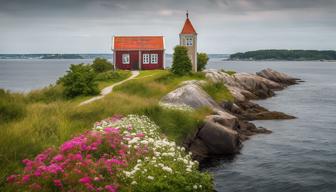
0,70,215,190
26,85,65,103
58,64,99,98
197,52,209,71
230,49,336,61
0,89,26,123
91,57,113,73
95,70,130,82
202,82,234,102
171,46,192,75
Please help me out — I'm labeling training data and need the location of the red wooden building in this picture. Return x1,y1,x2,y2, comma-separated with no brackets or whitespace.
112,36,165,70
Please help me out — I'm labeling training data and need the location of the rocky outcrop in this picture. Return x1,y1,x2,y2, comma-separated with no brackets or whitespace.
257,68,301,85
160,81,221,110
161,69,301,163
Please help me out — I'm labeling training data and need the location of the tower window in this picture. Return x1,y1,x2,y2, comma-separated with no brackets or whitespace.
122,54,130,64
186,37,193,46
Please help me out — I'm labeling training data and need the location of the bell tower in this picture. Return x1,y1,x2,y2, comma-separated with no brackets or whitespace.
180,11,198,72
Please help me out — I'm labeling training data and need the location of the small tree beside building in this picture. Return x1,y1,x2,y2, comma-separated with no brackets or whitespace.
197,52,209,71
91,57,113,73
171,46,192,75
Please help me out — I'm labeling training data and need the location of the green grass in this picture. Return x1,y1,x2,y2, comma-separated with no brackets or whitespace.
202,82,234,103
0,69,225,190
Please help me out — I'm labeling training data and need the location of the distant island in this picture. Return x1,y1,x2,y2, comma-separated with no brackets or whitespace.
40,54,83,59
229,50,336,61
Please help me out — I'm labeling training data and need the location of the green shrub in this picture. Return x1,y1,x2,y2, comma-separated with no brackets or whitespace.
95,70,130,82
197,52,209,71
58,64,99,98
171,46,192,75
91,57,113,73
0,89,26,122
202,82,234,102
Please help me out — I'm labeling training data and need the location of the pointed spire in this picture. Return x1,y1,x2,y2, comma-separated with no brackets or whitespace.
180,11,197,34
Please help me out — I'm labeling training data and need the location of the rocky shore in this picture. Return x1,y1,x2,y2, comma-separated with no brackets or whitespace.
160,68,301,162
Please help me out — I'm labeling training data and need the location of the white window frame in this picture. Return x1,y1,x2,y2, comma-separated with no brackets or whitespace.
186,37,193,46
122,54,130,64
143,54,150,64
150,54,158,64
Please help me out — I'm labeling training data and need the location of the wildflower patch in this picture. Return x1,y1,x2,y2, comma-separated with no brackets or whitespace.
8,115,213,191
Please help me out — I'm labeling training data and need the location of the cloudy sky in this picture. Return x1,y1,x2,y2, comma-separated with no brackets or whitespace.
0,0,335,54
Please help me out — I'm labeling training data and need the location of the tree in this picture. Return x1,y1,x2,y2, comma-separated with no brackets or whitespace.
197,52,209,71
91,57,113,73
58,64,99,98
171,46,192,75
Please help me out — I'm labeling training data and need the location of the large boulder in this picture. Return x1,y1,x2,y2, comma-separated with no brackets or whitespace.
160,81,221,109
257,68,301,85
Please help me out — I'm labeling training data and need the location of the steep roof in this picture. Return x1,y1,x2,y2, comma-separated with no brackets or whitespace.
113,36,164,50
180,18,197,34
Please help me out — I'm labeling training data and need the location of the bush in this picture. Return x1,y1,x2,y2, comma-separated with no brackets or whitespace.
91,58,113,73
171,46,192,76
95,70,130,82
58,64,99,98
0,89,26,122
197,53,209,71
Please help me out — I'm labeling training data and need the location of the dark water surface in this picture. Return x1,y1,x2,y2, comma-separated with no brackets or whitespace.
207,60,336,192
1,59,336,191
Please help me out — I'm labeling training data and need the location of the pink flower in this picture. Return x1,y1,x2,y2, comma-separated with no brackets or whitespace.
7,175,16,183
104,127,119,133
105,185,117,192
22,175,30,183
52,154,64,162
53,179,63,188
79,176,92,184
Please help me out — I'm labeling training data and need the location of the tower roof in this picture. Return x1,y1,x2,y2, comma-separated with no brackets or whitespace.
180,14,197,34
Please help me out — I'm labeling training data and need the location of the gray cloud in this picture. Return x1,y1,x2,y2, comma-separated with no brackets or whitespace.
0,0,335,53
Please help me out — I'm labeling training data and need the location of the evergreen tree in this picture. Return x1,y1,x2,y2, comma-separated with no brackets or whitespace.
171,46,192,75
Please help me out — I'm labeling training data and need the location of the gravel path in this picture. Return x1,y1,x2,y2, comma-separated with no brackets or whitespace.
79,71,139,106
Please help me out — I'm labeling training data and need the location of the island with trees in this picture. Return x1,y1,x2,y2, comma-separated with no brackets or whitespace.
229,49,336,61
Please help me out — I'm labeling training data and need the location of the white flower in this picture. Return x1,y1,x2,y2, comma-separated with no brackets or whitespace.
147,176,154,180
193,185,198,189
131,181,137,185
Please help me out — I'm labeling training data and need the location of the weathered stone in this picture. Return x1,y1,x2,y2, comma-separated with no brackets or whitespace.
197,119,240,155
257,68,301,85
160,82,221,109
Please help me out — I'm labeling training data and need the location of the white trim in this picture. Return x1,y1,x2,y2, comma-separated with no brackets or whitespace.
150,54,158,64
122,54,130,64
143,54,150,64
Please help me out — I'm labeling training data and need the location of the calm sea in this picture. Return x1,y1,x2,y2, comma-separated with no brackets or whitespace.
1,59,336,191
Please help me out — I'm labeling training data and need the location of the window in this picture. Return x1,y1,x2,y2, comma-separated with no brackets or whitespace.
143,54,150,64
186,37,193,46
151,54,158,64
122,54,130,64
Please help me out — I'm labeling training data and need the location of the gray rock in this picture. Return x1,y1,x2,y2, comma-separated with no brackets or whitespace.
257,68,300,85
160,82,221,109
197,119,240,155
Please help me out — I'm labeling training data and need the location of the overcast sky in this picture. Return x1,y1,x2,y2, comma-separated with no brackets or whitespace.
0,0,335,54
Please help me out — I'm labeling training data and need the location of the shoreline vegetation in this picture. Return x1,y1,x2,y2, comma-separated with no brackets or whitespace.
0,54,301,191
228,49,336,61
